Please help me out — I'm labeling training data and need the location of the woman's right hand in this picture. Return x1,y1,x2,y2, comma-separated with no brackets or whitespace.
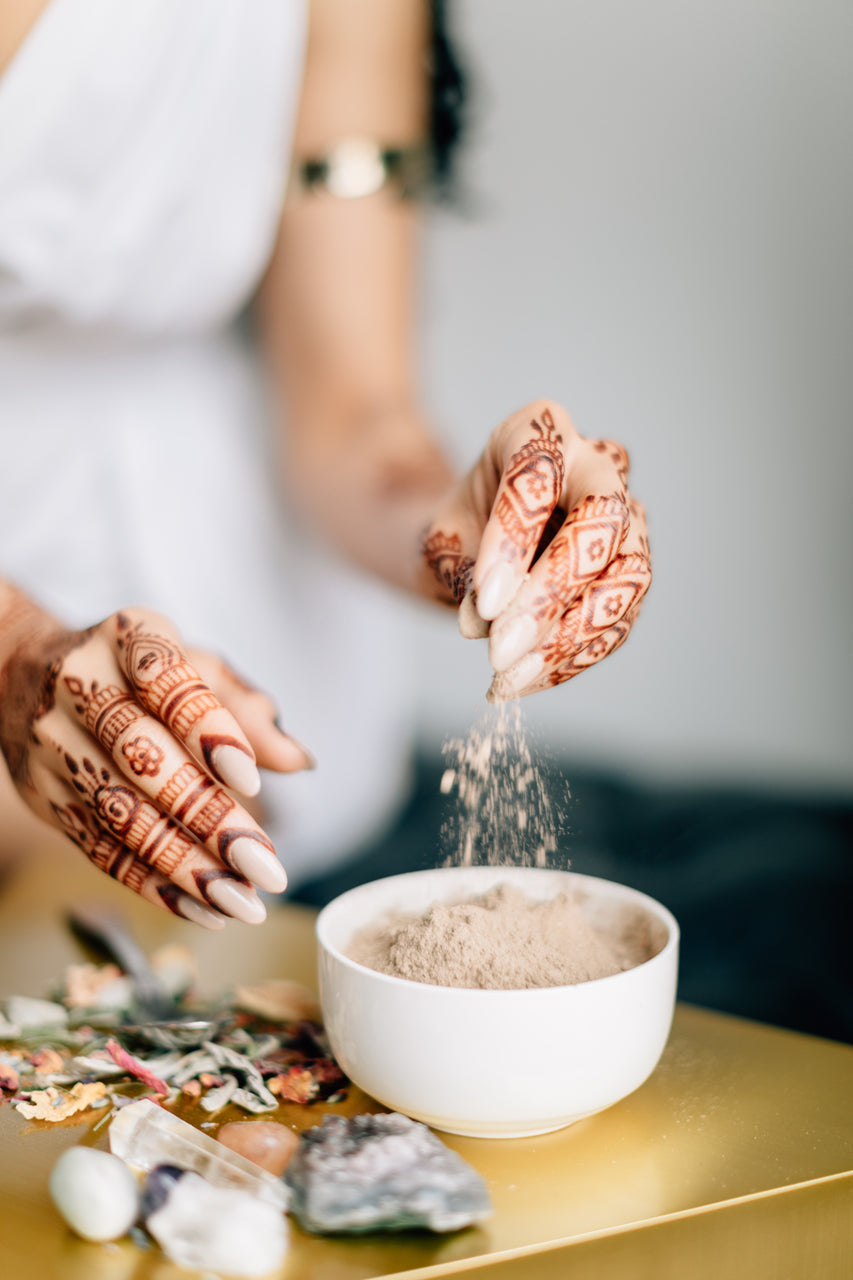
0,596,313,929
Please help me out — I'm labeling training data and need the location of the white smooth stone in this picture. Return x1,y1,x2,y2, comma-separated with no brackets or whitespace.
147,1172,288,1276
49,1147,140,1242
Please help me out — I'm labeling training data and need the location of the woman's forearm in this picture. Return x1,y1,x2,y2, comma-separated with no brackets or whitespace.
255,0,452,595
273,391,456,595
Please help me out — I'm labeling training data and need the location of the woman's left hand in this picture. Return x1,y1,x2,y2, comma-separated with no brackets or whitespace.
420,400,651,700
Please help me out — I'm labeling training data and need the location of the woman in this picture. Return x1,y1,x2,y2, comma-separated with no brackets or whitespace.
0,0,650,927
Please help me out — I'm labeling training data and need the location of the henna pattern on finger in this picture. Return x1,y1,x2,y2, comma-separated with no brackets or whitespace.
62,753,196,878
541,601,641,689
116,617,218,739
50,799,154,896
539,553,651,681
157,884,191,917
63,733,266,899
63,677,170,781
64,678,146,749
0,629,87,785
200,733,254,783
531,504,567,565
629,497,651,559
193,866,252,908
122,734,165,776
527,492,630,625
494,409,566,562
592,439,630,486
157,762,236,842
421,530,475,603
217,826,275,870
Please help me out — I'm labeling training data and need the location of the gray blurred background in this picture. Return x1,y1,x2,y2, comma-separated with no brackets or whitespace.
412,0,853,796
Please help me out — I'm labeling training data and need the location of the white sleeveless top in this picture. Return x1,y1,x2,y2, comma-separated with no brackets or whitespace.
0,0,417,883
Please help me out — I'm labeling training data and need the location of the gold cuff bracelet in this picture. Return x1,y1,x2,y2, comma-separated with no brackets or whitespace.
288,138,431,201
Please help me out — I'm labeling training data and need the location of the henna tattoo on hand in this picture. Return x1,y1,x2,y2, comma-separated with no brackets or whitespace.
539,552,651,681
629,497,651,558
199,733,255,781
157,884,193,916
0,607,89,785
527,492,630,625
217,825,276,869
116,615,218,739
50,798,155,896
63,753,196,877
421,529,475,603
494,409,566,563
122,734,165,776
0,603,276,919
592,439,630,487
541,600,641,689
156,761,236,842
192,866,252,908
64,677,147,749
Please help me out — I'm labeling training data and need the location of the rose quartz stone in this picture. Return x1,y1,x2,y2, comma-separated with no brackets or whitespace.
216,1121,299,1176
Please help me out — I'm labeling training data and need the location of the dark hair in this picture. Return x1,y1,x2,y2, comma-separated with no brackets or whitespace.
428,0,468,197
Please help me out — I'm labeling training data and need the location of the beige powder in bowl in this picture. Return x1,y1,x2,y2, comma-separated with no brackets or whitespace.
346,883,660,990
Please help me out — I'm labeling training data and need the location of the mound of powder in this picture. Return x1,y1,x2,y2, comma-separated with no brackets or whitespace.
347,885,657,990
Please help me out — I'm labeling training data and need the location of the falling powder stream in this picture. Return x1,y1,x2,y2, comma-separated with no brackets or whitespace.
439,702,567,868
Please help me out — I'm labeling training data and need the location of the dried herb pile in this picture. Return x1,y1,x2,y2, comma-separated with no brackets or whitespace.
0,951,346,1125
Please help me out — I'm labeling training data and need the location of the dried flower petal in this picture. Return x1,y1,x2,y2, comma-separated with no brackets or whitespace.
15,1081,107,1121
29,1048,65,1074
106,1040,169,1096
269,1068,317,1105
0,1063,20,1091
310,1061,348,1097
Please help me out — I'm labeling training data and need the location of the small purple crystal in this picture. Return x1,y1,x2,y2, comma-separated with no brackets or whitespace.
141,1165,187,1219
285,1113,492,1234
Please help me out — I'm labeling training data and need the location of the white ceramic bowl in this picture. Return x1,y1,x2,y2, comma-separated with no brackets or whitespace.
317,866,679,1138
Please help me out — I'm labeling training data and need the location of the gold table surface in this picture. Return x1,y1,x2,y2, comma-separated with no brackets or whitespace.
0,848,851,1280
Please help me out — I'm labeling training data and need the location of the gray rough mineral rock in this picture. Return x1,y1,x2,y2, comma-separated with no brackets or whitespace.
285,1112,493,1234
109,1098,288,1209
49,1147,140,1242
144,1169,288,1276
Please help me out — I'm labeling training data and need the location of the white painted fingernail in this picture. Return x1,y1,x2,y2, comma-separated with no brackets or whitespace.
490,613,538,673
212,745,261,797
476,562,518,621
228,837,287,894
206,878,267,924
459,590,491,640
175,893,227,931
487,652,545,703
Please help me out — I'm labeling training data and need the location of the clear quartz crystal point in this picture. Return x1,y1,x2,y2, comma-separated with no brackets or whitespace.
109,1099,288,1210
